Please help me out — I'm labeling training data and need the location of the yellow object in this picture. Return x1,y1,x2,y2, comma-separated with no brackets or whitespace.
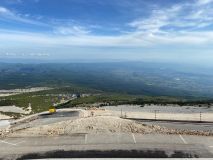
49,107,56,113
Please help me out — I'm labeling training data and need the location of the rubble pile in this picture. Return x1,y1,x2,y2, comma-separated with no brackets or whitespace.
9,116,213,137
0,129,8,138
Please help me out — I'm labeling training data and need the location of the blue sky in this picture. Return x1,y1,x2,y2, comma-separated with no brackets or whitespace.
0,0,213,63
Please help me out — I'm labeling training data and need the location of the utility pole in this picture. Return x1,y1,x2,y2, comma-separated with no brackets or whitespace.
121,108,123,118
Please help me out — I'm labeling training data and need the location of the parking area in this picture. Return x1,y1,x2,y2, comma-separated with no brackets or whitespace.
0,133,212,158
140,120,213,131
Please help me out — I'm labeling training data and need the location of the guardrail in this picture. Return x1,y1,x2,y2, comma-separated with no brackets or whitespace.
120,109,213,123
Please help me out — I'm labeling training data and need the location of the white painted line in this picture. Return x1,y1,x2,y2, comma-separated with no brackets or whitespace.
0,140,17,146
209,146,213,148
85,134,87,144
15,141,25,145
132,133,136,144
179,134,187,144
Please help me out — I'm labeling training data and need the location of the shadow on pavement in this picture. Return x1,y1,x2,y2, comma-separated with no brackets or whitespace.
39,111,79,118
17,149,199,159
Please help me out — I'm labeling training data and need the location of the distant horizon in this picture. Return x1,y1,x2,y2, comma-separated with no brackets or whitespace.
1,57,213,69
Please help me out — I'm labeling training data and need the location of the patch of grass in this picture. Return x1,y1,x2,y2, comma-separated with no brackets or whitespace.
0,95,55,113
0,86,101,114
58,93,213,109
58,93,183,108
0,86,212,115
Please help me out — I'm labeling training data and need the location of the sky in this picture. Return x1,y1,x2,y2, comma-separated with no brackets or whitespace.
0,0,213,63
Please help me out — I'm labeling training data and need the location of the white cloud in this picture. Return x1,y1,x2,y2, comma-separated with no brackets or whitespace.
0,6,13,15
1,1,213,48
54,26,90,36
127,0,213,47
1,28,213,48
130,3,211,32
197,0,213,5
0,6,48,26
128,4,183,34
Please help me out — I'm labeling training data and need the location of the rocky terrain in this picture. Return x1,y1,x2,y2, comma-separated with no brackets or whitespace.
5,116,213,137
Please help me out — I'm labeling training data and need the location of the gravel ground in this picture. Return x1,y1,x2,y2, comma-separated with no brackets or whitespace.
0,113,11,120
0,105,26,114
1,108,212,138
7,116,213,137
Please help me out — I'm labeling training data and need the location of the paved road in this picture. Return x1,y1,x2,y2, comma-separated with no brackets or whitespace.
10,109,213,132
31,111,79,126
139,120,213,131
10,110,80,131
0,133,212,159
2,110,213,159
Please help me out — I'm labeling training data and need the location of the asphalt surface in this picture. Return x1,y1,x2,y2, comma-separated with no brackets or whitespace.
38,111,79,118
2,110,212,159
30,111,80,127
0,133,212,159
136,120,213,131
10,110,80,131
